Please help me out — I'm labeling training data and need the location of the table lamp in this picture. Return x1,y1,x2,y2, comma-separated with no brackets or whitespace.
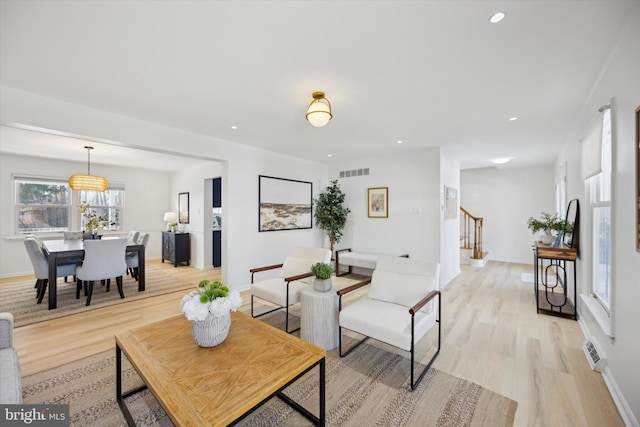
163,212,177,231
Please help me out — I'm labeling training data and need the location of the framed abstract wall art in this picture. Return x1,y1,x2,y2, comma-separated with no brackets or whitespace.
259,175,312,231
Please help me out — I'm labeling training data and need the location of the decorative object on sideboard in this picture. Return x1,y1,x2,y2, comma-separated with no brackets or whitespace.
526,212,573,245
180,280,241,347
163,212,177,231
68,146,108,192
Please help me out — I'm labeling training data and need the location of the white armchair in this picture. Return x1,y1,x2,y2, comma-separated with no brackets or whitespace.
337,256,441,390
250,246,331,333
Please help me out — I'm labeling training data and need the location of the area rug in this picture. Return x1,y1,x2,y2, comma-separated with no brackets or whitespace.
0,264,195,327
22,338,516,427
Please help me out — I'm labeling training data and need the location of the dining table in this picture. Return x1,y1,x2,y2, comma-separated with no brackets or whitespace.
41,238,145,310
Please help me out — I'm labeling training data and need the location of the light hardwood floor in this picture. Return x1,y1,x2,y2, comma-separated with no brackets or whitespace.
7,259,624,427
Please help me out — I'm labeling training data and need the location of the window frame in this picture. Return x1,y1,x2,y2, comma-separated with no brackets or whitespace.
13,175,72,234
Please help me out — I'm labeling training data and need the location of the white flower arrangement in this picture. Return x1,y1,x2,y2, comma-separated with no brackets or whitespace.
180,280,242,321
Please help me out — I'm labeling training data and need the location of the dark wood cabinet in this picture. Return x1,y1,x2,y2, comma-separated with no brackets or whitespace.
162,232,190,267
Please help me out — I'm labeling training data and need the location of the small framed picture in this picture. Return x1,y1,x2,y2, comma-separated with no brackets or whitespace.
368,187,388,218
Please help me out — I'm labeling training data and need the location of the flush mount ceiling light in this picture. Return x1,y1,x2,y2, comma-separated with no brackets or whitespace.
306,91,332,127
68,146,108,192
490,12,505,23
491,157,511,165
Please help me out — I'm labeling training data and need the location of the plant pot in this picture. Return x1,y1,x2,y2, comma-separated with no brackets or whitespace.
541,230,554,245
313,278,332,292
191,311,231,347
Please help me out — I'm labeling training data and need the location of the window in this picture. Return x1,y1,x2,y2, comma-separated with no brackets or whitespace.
586,107,612,311
15,177,71,233
78,188,123,231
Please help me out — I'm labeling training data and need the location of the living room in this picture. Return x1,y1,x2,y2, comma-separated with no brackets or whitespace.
1,1,639,426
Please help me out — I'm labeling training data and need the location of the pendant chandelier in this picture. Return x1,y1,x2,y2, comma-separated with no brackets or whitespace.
68,146,108,192
306,91,332,127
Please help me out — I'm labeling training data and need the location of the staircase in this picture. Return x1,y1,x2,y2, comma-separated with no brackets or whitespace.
460,207,489,267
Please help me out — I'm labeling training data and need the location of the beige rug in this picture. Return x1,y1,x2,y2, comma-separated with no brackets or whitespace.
21,312,516,427
0,264,195,327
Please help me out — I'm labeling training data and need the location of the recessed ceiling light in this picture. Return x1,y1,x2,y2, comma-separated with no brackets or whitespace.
491,157,511,165
490,12,505,23
327,154,332,157
231,125,238,130
396,140,403,144
509,116,518,121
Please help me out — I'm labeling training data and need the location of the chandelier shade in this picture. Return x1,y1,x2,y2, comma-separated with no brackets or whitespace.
68,146,108,192
68,174,108,192
306,91,332,127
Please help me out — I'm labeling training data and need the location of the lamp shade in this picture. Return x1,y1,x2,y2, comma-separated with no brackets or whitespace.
163,212,177,222
68,174,108,192
306,91,332,127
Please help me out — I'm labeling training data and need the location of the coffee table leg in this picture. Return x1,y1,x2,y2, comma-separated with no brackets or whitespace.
319,358,325,426
117,344,148,427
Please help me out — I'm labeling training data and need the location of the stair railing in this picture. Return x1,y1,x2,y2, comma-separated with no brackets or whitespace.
460,207,483,259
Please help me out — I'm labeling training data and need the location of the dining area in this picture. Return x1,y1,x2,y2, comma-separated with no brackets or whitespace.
25,233,147,310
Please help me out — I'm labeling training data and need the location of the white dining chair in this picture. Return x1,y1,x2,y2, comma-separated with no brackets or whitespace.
23,237,77,304
76,239,128,306
126,232,149,281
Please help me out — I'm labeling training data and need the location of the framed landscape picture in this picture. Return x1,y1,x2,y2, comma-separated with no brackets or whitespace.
259,175,312,231
368,187,388,218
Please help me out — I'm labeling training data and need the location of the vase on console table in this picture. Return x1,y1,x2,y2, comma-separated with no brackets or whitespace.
541,230,554,245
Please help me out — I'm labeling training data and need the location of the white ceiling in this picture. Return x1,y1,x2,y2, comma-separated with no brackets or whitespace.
1,0,637,170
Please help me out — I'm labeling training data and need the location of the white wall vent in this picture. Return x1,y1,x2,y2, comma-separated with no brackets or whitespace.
582,338,606,372
339,168,370,178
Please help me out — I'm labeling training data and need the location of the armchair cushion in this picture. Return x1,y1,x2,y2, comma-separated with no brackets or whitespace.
339,299,437,351
251,277,308,307
368,256,439,314
0,313,22,404
279,247,331,278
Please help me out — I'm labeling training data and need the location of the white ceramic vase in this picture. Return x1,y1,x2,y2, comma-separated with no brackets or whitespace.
541,230,554,245
191,310,231,347
313,278,332,292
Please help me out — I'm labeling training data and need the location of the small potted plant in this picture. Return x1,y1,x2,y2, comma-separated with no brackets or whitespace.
310,262,333,292
527,212,573,245
180,280,242,347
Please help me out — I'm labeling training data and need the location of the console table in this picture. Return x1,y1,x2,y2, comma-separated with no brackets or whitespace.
533,242,578,320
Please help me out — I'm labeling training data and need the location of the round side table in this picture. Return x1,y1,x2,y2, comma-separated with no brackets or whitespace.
300,285,339,350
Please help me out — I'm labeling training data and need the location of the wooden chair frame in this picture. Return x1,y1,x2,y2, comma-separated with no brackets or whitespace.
337,278,441,390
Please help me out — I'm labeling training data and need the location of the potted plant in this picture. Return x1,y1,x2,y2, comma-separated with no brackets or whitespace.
310,262,333,292
527,212,574,244
313,180,351,254
180,279,242,347
79,200,109,238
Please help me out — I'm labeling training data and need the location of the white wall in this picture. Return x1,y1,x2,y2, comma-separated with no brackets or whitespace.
461,166,555,264
0,152,171,277
440,150,461,286
557,7,640,425
328,147,442,269
0,86,329,289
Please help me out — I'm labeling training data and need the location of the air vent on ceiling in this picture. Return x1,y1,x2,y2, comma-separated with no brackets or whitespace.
339,168,369,178
583,338,606,372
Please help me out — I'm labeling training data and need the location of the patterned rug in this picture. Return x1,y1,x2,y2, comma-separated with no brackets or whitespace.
21,312,517,427
0,263,196,327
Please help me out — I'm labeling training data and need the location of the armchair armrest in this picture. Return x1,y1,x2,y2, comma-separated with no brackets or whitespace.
337,278,372,296
249,263,284,283
0,312,14,349
284,272,313,282
409,290,440,315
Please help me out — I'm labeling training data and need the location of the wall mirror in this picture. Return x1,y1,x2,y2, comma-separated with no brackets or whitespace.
179,192,189,224
565,198,580,253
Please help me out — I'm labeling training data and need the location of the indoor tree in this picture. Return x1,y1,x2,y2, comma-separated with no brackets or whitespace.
313,180,351,253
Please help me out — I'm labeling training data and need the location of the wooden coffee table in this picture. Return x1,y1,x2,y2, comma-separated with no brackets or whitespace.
115,311,326,426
